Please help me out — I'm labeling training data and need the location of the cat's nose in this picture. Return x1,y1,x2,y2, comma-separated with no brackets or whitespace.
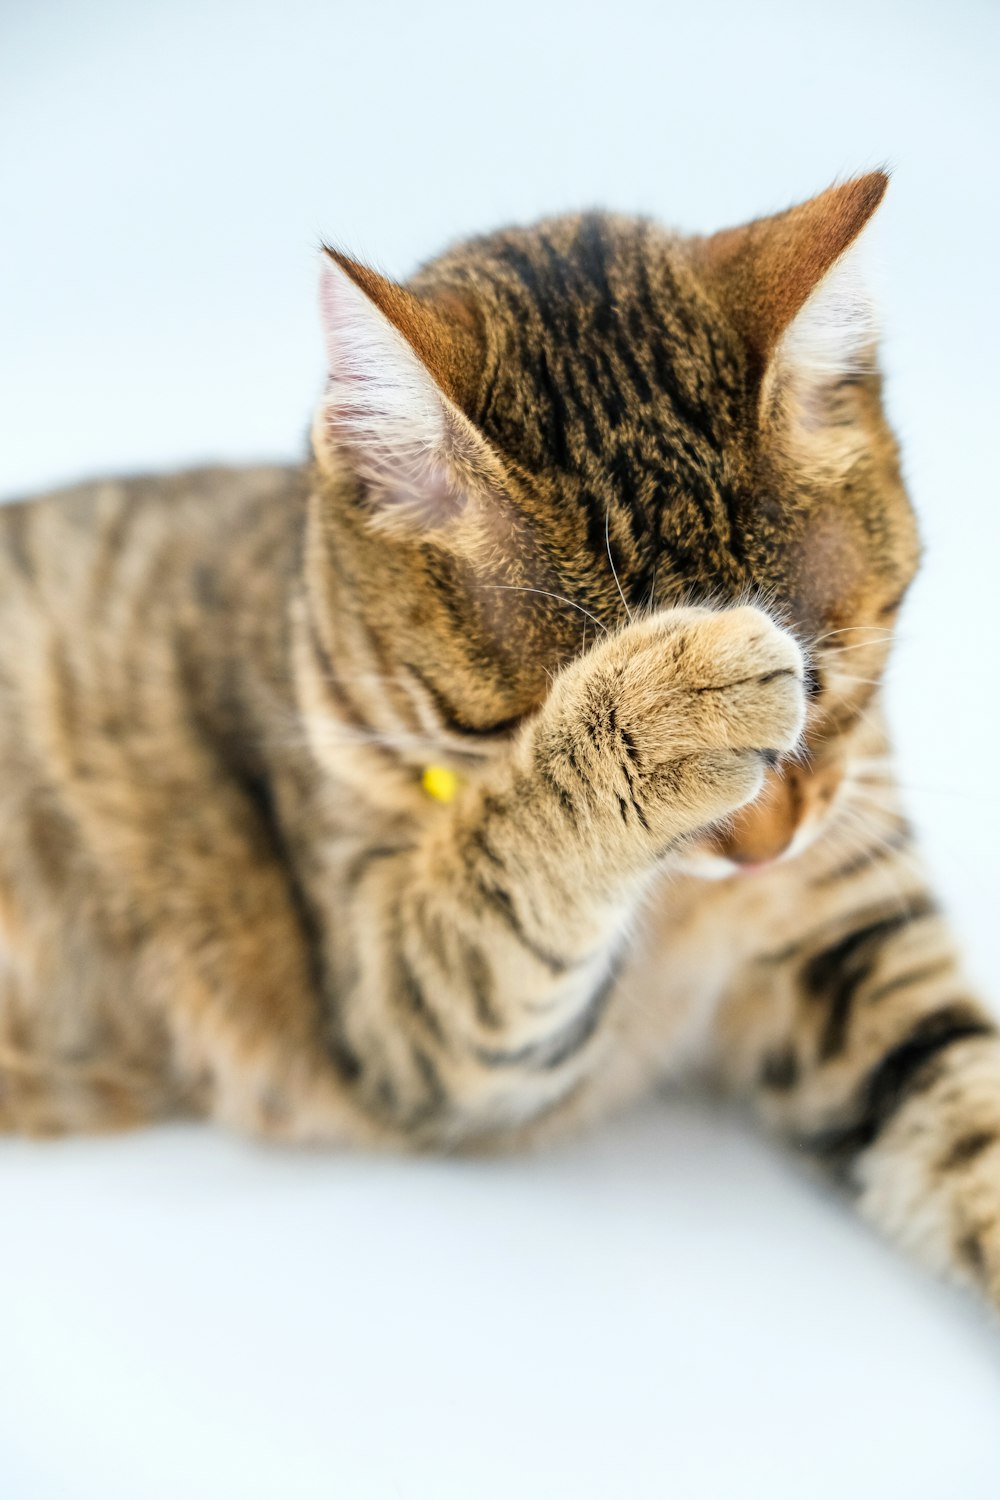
717,771,800,866
715,755,844,868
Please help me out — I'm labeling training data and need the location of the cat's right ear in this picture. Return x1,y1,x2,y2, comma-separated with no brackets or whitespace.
315,250,506,544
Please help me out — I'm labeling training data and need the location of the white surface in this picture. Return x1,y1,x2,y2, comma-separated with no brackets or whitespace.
3,1102,1000,1500
2,1,999,1495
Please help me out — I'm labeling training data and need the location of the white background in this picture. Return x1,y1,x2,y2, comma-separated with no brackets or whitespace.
2,1,999,1495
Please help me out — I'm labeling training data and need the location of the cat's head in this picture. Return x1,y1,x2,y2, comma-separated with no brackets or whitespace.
308,173,919,872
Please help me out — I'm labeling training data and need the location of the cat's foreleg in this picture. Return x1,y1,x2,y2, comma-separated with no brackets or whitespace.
334,606,806,1143
712,868,1000,1307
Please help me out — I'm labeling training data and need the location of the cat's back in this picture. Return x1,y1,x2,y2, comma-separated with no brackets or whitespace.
0,462,306,627
0,462,308,790
0,463,319,1132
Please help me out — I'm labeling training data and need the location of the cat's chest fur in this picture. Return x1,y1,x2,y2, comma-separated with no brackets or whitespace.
576,862,815,1100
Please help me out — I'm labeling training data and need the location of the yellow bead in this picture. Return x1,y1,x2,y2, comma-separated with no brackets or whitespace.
421,764,459,804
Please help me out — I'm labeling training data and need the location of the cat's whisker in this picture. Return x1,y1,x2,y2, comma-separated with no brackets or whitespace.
825,672,884,688
310,671,413,687
858,776,999,807
847,748,998,806
822,810,893,881
811,624,896,648
272,712,443,759
850,700,894,740
837,799,914,858
821,637,895,656
841,778,903,812
604,508,634,627
480,584,609,637
838,803,924,877
641,562,662,622
828,800,925,916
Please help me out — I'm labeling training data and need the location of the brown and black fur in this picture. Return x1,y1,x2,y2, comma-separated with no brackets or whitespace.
2,173,999,1309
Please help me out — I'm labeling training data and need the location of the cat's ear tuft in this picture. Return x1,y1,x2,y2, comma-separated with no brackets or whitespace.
315,250,499,540
696,172,887,382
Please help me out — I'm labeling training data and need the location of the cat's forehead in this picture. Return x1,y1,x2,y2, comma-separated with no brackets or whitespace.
428,212,746,424
423,214,748,562
413,212,916,628
434,212,702,314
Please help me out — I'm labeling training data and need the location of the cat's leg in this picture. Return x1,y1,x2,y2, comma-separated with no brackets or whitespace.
325,605,806,1145
711,853,1000,1307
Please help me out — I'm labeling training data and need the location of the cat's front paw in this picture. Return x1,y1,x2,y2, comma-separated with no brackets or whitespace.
538,605,807,856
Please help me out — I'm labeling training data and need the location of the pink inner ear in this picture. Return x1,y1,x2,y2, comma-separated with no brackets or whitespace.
317,255,465,527
377,454,467,528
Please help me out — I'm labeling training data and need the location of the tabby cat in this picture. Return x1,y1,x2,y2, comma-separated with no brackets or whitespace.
2,173,998,1310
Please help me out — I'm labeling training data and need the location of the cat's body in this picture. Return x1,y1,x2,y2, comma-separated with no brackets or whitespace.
2,175,999,1308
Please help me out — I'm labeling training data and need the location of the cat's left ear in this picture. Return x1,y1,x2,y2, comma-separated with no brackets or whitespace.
315,249,506,544
694,172,887,452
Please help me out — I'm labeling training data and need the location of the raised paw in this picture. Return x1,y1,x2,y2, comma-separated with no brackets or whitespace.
535,604,808,857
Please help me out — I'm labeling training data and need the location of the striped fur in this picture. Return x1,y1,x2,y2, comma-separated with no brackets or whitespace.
2,174,998,1310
